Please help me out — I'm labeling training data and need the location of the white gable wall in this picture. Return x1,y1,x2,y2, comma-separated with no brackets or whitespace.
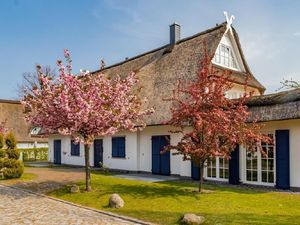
212,31,262,98
212,31,246,72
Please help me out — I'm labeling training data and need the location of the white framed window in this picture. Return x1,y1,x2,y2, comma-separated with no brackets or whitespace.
246,151,258,182
205,157,229,181
261,134,275,183
219,157,229,179
244,132,275,185
213,44,238,69
207,157,217,178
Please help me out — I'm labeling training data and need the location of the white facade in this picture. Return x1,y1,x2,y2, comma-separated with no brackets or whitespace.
49,135,90,166
48,119,300,190
48,126,191,177
47,26,299,190
261,120,300,189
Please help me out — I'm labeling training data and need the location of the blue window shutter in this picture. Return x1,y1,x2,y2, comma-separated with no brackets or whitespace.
71,140,75,156
75,143,80,156
276,130,290,189
112,137,126,158
191,161,200,180
229,145,240,185
71,140,80,156
112,138,118,157
119,137,125,157
71,140,74,155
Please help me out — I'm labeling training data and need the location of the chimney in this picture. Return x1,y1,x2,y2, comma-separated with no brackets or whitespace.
170,22,181,45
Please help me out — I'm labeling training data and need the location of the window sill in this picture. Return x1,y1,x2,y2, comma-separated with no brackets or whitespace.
112,156,126,159
212,62,242,72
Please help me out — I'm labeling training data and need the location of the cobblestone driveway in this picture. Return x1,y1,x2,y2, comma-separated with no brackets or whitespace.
0,185,141,225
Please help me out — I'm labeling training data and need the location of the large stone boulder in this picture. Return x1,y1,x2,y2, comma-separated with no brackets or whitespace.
109,193,124,208
181,213,205,225
70,184,80,193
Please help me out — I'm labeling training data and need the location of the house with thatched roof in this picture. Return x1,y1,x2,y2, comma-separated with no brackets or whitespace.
48,18,300,191
0,99,48,148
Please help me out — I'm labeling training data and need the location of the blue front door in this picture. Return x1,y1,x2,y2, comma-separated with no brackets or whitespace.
53,140,61,164
152,135,170,175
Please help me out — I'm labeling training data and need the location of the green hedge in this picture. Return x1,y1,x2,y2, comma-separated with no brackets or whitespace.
19,147,48,162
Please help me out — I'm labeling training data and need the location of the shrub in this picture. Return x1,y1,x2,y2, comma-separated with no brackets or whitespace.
5,132,16,149
6,148,20,160
0,158,4,168
0,131,24,179
0,149,6,158
0,158,24,179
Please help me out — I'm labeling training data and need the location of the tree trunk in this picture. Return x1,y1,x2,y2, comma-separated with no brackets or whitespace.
84,144,91,192
198,162,204,193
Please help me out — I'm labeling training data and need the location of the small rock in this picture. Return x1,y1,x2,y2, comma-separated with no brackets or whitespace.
109,193,124,208
181,213,205,225
70,184,80,193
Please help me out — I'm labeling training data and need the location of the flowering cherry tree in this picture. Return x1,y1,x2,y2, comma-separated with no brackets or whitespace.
22,50,152,191
166,52,269,192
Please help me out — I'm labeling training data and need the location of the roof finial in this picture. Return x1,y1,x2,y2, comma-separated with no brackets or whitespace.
224,11,235,34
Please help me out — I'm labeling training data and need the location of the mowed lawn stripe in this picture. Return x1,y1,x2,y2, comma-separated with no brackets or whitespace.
49,172,300,225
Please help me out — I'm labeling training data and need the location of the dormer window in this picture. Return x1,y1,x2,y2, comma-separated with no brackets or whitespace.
213,44,237,69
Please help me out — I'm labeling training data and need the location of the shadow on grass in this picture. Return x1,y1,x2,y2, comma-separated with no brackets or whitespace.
106,208,300,225
52,181,202,201
160,180,269,194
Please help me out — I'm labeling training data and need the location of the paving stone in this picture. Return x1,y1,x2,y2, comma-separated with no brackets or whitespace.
0,185,141,225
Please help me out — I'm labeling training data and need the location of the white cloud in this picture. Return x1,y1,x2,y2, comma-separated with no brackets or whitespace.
293,32,300,36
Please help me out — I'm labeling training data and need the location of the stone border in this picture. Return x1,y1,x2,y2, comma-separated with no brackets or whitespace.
0,184,155,225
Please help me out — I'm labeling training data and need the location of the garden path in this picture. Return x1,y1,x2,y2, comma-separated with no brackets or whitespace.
0,185,143,225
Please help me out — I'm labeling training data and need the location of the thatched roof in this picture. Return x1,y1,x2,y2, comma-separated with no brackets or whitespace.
0,99,47,143
247,89,300,122
92,22,265,125
247,89,300,106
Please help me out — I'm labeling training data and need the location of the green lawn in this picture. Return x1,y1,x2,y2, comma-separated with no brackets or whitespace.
49,172,300,225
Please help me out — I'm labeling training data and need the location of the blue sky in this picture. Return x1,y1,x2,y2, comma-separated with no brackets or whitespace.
1,0,300,99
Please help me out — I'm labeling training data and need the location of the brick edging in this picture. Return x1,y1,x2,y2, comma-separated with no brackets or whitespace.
0,184,155,225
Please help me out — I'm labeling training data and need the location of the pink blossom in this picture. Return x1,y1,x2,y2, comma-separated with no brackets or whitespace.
22,50,153,145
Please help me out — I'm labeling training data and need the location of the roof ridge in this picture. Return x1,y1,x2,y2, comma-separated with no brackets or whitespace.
247,88,300,106
92,22,227,74
0,99,21,104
